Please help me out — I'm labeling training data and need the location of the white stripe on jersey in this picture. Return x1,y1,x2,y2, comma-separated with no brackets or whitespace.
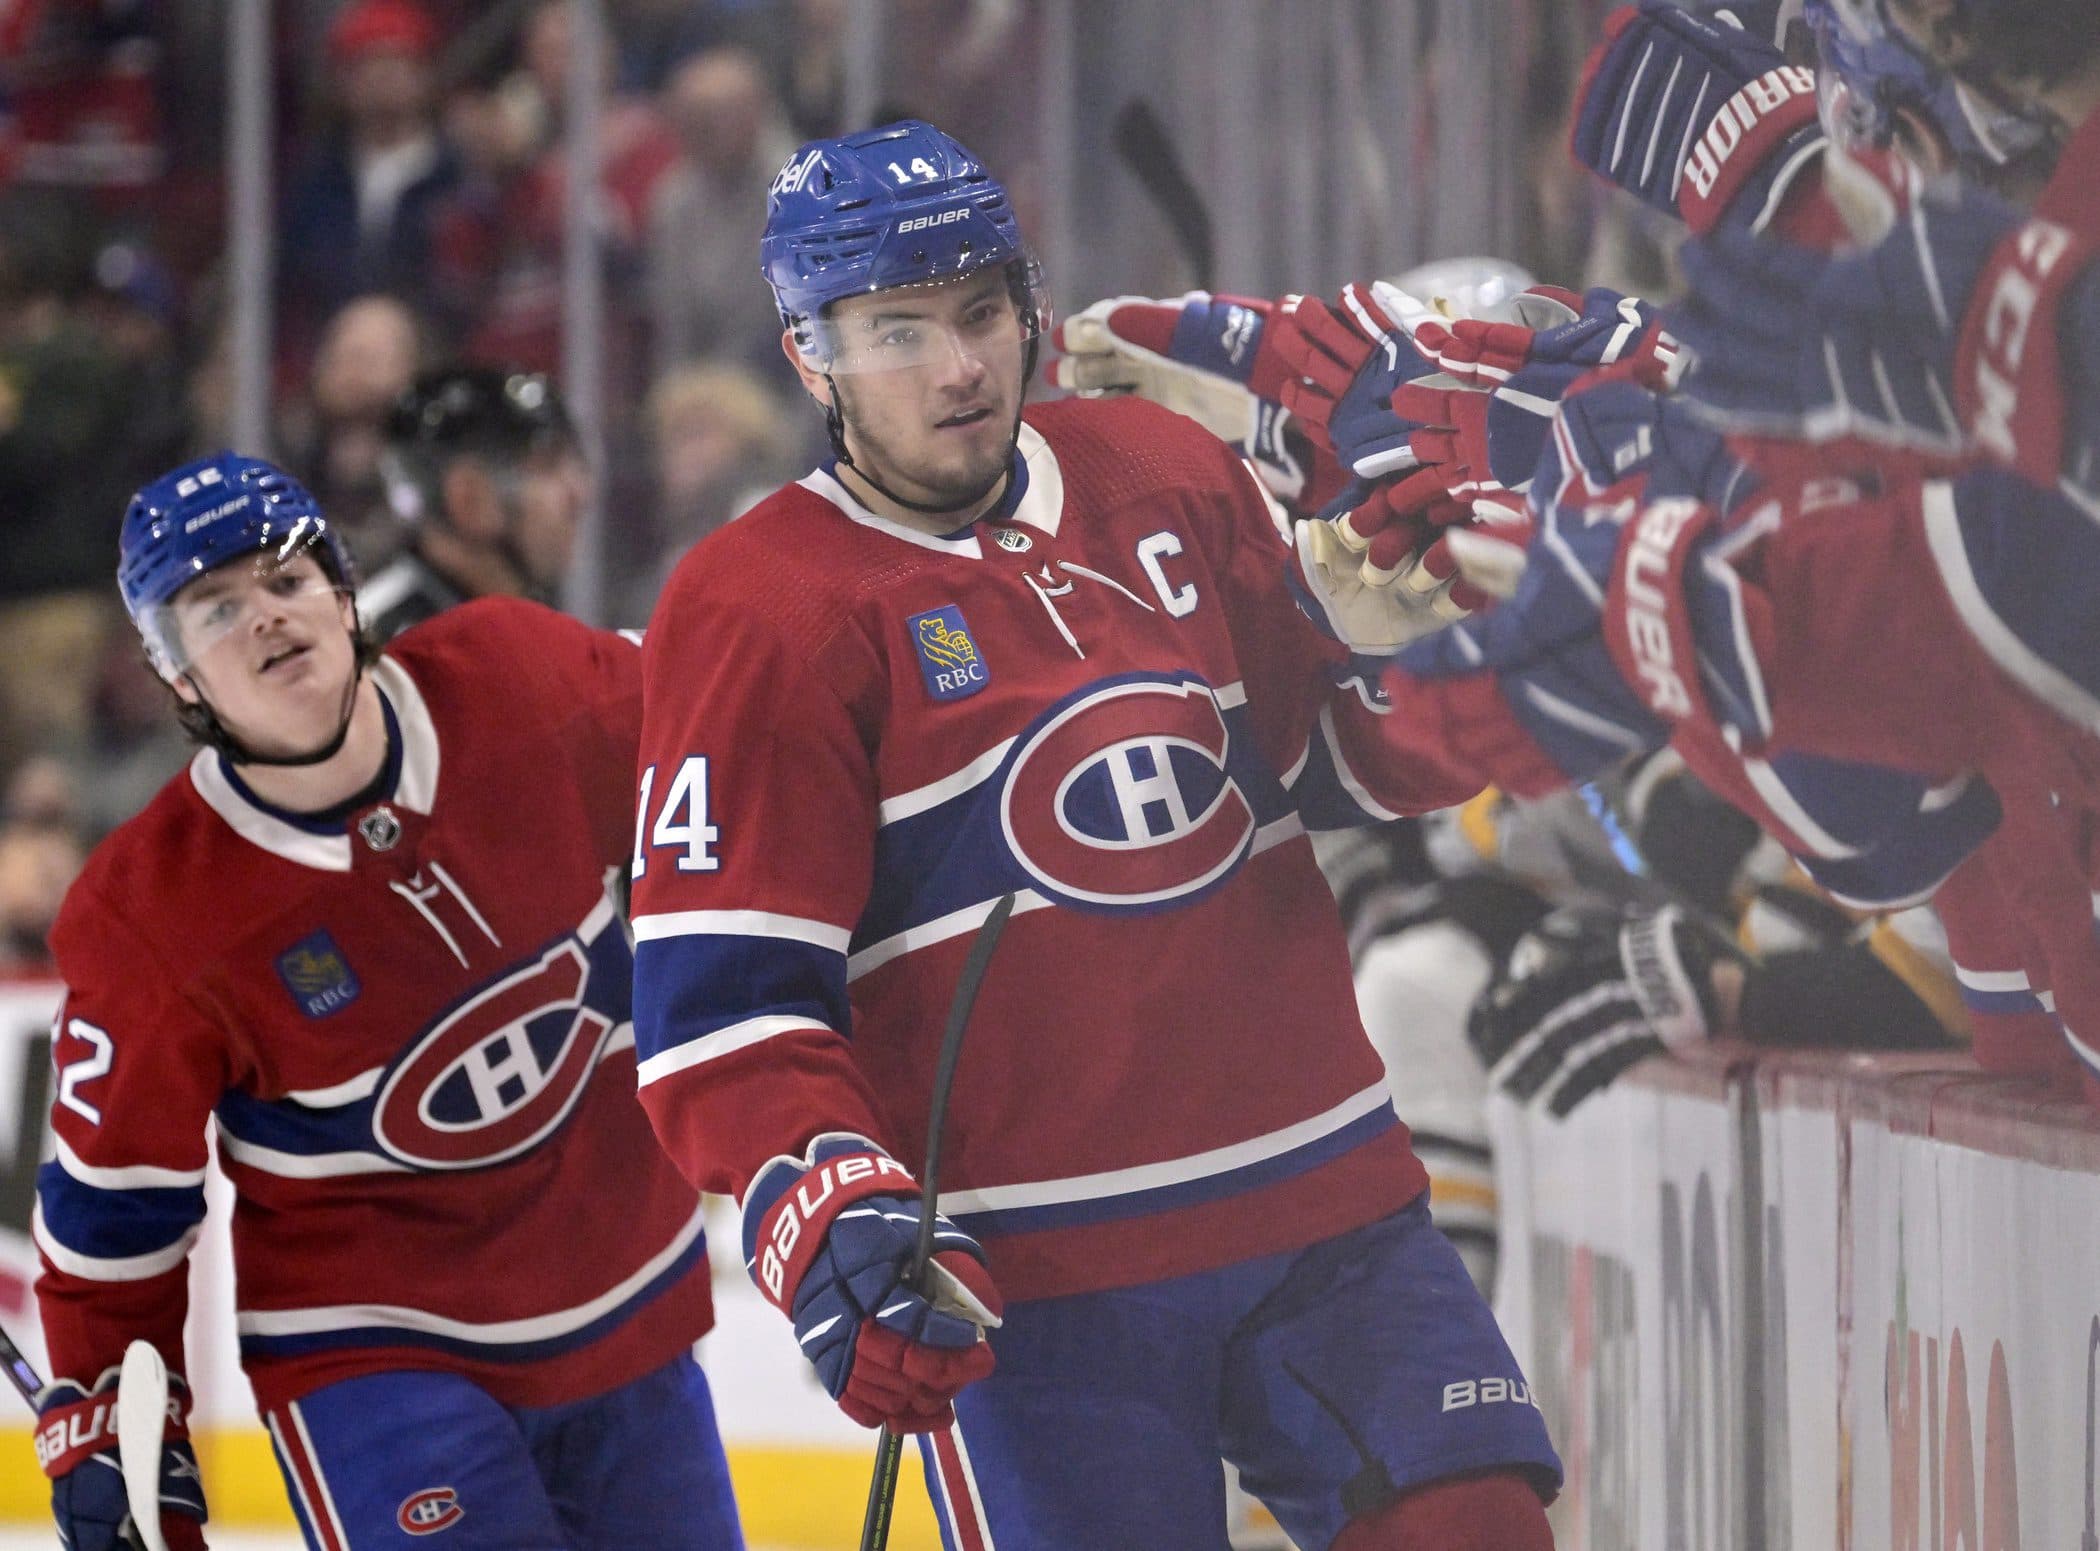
220,1027,638,1178
1316,703,1404,824
878,737,1020,827
237,1202,708,1346
847,893,1055,984
52,1134,207,1192
635,1014,834,1087
631,908,852,952
939,1081,1394,1217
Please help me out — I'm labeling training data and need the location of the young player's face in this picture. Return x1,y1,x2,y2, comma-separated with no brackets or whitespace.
167,552,360,758
816,270,1027,508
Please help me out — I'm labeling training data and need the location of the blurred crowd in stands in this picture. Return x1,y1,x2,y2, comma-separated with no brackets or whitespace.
0,0,1625,976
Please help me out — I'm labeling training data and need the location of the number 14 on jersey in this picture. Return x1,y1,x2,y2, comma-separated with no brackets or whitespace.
634,757,721,876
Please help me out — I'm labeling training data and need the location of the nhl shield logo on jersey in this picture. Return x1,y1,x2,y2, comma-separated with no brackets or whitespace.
371,934,623,1170
998,673,1255,911
397,1486,464,1535
909,604,990,702
275,930,361,1018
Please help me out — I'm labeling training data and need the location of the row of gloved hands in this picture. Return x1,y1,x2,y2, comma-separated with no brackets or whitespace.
1049,276,1679,655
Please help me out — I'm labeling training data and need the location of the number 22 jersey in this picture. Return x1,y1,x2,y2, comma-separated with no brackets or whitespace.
36,599,713,1411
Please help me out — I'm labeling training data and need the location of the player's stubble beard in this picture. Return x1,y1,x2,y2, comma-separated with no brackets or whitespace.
833,365,1020,518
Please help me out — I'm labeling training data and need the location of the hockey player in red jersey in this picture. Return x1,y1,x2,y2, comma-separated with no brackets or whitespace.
629,119,1561,1549
34,453,741,1550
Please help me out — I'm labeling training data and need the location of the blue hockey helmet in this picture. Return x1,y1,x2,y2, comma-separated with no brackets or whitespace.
118,452,357,675
760,119,1044,349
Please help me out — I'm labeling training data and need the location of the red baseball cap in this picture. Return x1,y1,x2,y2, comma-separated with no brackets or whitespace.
328,0,440,63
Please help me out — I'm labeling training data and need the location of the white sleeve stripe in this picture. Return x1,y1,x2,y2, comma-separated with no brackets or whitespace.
1316,703,1403,823
52,1135,207,1192
636,1015,838,1087
617,628,645,646
1955,966,2032,993
631,909,851,952
33,1203,199,1284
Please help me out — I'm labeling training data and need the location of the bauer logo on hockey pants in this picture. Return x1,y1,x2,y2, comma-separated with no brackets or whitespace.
1441,1377,1536,1413
910,605,990,702
398,1486,464,1535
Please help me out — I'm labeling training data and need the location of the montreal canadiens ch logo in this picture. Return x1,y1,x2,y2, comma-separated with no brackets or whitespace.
398,1486,464,1535
999,675,1255,911
372,939,615,1170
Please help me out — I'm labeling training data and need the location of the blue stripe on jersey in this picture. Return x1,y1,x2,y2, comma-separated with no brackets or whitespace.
216,1087,380,1159
218,920,637,1161
947,1103,1397,1239
633,932,849,1061
237,1220,710,1367
855,672,1297,950
35,1162,204,1259
1957,983,2051,1017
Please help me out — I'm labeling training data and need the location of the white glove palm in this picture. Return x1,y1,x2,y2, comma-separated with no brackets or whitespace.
1292,516,1468,655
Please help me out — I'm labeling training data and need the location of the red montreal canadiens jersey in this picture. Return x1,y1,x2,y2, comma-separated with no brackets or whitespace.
632,398,1478,1300
36,600,712,1411
1666,484,2100,1103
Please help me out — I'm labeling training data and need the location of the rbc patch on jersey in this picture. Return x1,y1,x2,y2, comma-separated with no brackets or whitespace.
908,605,989,702
276,930,361,1018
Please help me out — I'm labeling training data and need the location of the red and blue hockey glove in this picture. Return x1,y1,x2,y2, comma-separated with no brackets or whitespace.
1049,292,1332,504
1672,163,2100,495
742,1134,1001,1433
1571,0,1823,236
38,1365,207,1551
1471,903,1736,1117
1271,281,1446,479
1399,286,1679,527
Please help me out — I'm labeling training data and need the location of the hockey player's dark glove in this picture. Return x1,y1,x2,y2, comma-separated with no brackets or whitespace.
743,1133,1001,1433
1470,903,1737,1117
1572,0,1822,236
38,1363,207,1551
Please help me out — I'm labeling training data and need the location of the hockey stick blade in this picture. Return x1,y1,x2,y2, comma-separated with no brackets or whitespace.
118,1341,171,1551
1112,99,1216,292
859,891,1018,1551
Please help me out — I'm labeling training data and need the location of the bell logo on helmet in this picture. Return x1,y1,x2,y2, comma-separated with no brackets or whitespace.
771,148,823,197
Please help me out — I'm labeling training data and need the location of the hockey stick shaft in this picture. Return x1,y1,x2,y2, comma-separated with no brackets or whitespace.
0,1321,43,1411
1111,99,1216,292
859,891,1018,1551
